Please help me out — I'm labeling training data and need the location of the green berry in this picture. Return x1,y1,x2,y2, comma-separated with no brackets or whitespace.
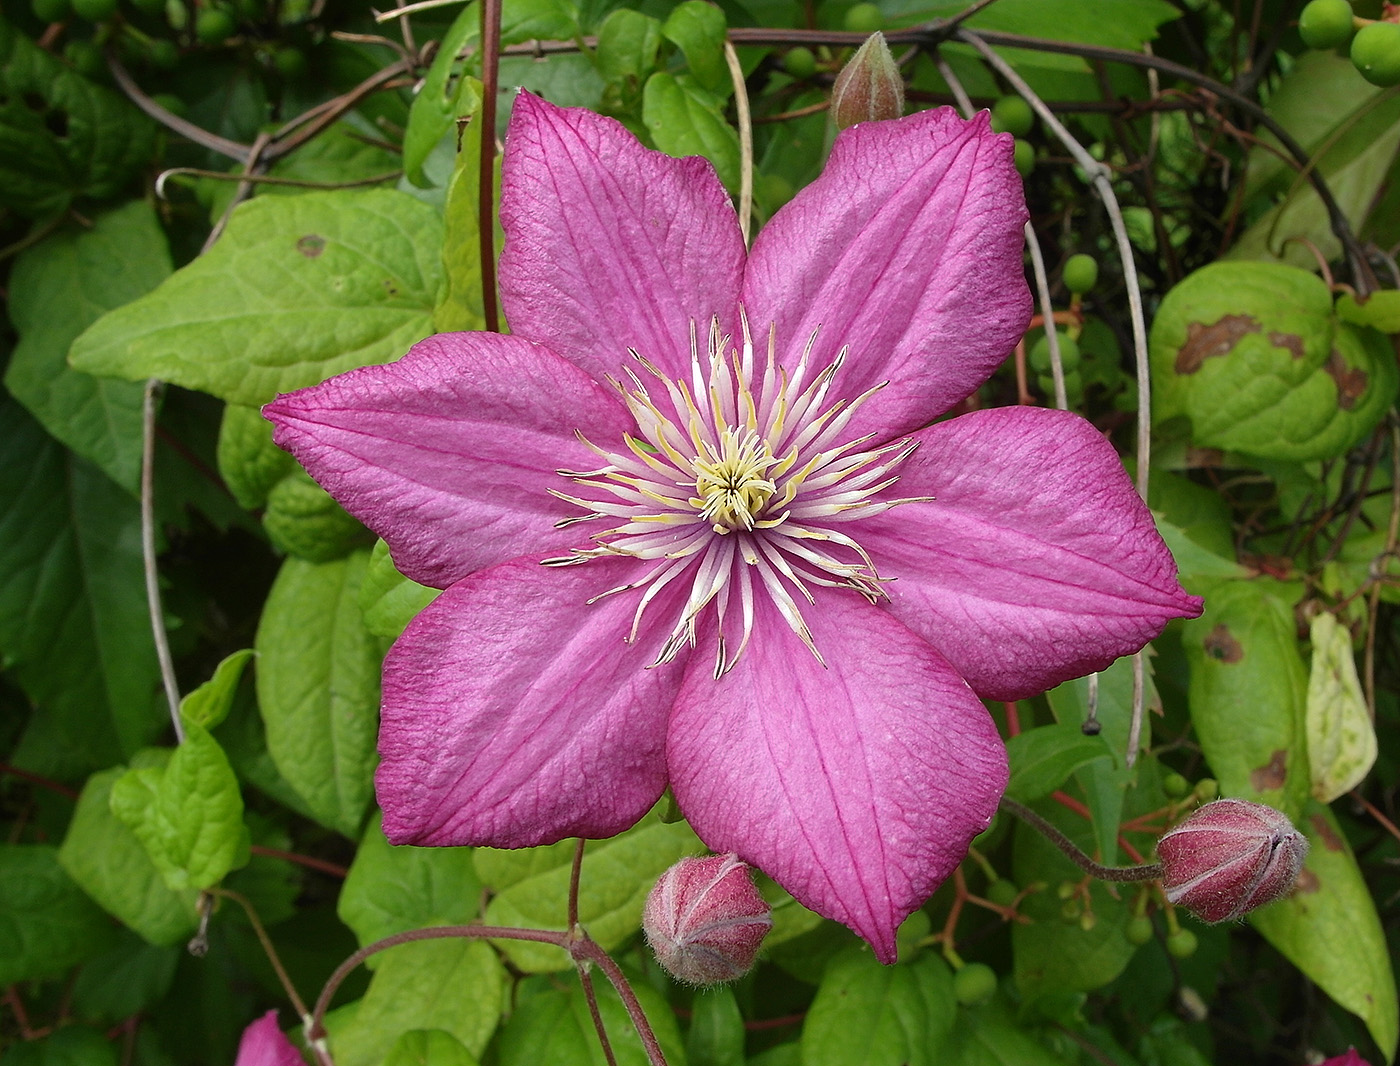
1298,0,1355,50
954,962,998,1006
990,95,1033,137
985,879,1018,907
1166,928,1198,959
1193,778,1219,802
843,2,884,33
1125,915,1154,945
31,0,72,22
783,45,817,79
64,39,106,76
72,0,117,18
1351,21,1400,87
1060,899,1082,922
1162,772,1192,798
195,6,237,44
1063,253,1099,294
1012,138,1034,177
146,37,179,68
1029,331,1082,373
273,45,306,79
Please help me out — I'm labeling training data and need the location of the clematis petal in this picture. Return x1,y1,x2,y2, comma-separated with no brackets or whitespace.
499,91,746,383
862,407,1203,701
377,556,689,847
264,332,632,589
667,590,1006,962
234,1011,302,1066
742,107,1031,439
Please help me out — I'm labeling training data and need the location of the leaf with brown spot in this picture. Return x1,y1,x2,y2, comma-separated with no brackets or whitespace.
1174,314,1261,374
1203,623,1243,662
1323,349,1369,410
1267,331,1305,359
1308,813,1345,851
1250,749,1288,792
297,234,326,258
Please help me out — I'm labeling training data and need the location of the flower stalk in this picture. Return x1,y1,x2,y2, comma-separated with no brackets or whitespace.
998,796,1163,883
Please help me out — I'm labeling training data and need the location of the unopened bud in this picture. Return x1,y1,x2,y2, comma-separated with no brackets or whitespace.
1321,1049,1373,1066
830,33,904,130
642,853,772,985
1156,799,1308,923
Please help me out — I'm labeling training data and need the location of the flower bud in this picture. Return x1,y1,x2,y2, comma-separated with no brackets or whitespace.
1156,799,1309,923
830,33,904,130
642,853,772,985
1321,1049,1373,1066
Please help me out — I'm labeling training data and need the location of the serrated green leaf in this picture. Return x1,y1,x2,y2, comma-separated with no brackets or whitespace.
1337,290,1400,334
181,649,254,732
0,401,162,776
1250,804,1397,1060
1181,580,1311,818
0,16,156,217
403,4,480,187
338,813,482,965
382,1030,479,1066
496,971,686,1066
58,766,200,946
358,539,440,640
1004,722,1111,803
662,2,728,94
254,550,380,837
262,468,370,562
597,9,664,85
70,190,443,407
1305,612,1376,802
4,201,171,491
109,724,250,893
687,985,744,1066
481,811,703,972
801,946,956,1066
0,844,116,986
642,72,740,192
217,404,296,511
325,939,504,1066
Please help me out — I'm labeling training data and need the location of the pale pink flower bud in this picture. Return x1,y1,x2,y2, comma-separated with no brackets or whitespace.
643,853,772,985
1157,798,1309,923
830,33,905,130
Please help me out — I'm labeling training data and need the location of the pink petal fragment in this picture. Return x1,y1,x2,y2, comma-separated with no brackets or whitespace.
234,1010,302,1066
862,407,1203,701
500,91,746,383
742,107,1031,439
377,556,689,847
667,591,1006,961
264,332,631,589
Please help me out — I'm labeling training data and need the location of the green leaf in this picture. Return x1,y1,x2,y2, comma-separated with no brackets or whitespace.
1150,262,1397,462
325,939,504,1066
338,812,482,966
800,946,956,1066
1250,804,1398,1060
1181,580,1311,818
382,1030,479,1066
4,202,171,491
0,1025,119,1066
435,78,493,334
1336,289,1400,334
501,0,579,43
642,72,740,192
686,985,745,1066
0,844,116,986
662,2,729,94
262,468,371,562
358,538,440,640
403,3,480,187
1004,722,1111,803
597,9,664,85
0,16,156,217
70,190,444,407
0,401,162,776
496,971,686,1066
58,765,200,946
71,931,179,1025
1153,516,1248,584
944,1001,1071,1066
254,550,380,837
1305,613,1376,802
109,724,250,893
480,810,703,972
181,649,255,732
217,404,296,511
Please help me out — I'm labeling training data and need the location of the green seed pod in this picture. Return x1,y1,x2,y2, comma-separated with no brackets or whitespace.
1162,771,1192,798
990,95,1033,137
1166,928,1198,959
1012,138,1035,177
783,45,817,79
1125,915,1155,945
1193,778,1220,802
1063,253,1099,294
147,38,179,69
1029,331,1082,373
954,962,998,1005
195,6,238,44
843,2,884,33
1351,21,1400,87
1298,0,1355,49
985,879,1019,907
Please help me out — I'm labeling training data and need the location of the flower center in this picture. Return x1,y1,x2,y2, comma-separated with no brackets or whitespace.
544,311,927,676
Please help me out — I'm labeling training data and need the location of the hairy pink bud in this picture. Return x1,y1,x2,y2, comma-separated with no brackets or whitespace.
643,854,772,985
1157,798,1309,923
830,33,905,129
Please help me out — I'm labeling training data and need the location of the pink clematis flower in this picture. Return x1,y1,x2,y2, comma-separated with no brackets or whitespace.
265,91,1201,960
233,1010,303,1066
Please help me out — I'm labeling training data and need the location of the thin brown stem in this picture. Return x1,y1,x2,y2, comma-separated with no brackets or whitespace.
212,888,311,1020
568,838,586,930
578,968,622,1066
247,844,349,879
480,0,503,332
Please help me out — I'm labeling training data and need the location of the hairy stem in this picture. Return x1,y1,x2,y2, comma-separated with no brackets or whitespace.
999,796,1162,882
